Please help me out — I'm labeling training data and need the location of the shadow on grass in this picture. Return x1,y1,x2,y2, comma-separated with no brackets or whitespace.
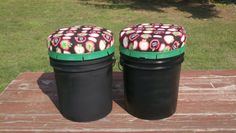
79,0,222,19
177,3,220,19
216,0,236,4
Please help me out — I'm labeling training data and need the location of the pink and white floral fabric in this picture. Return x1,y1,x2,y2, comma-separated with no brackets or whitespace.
48,25,114,54
120,23,186,52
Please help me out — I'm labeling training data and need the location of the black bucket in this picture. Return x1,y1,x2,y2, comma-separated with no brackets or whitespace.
119,23,187,120
120,53,184,120
47,25,116,122
50,54,114,122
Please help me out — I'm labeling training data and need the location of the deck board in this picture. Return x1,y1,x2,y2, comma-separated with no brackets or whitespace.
0,71,236,132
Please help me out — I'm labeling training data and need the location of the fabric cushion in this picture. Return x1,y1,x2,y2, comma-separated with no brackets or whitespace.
48,25,114,54
119,23,186,52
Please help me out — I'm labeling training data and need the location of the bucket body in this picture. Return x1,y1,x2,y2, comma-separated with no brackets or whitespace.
120,53,184,120
50,54,113,122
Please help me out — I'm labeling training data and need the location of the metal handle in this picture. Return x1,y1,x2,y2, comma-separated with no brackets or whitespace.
112,56,116,67
118,60,123,71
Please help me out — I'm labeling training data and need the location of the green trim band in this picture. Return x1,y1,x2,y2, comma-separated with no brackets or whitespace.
120,46,185,59
48,46,115,61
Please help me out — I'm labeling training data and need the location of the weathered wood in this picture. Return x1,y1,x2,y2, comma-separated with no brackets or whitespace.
0,71,236,132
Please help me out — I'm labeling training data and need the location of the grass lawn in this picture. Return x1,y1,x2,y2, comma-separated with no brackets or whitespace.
0,0,235,92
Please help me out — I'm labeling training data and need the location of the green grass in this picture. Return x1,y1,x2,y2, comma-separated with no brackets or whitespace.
0,0,236,92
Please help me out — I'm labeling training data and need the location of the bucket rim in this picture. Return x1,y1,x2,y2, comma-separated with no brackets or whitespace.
120,45,185,59
48,46,115,61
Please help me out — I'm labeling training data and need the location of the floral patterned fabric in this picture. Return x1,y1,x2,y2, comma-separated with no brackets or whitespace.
119,23,186,52
48,25,114,54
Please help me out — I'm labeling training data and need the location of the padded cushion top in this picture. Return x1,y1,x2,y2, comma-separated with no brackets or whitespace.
120,23,186,52
48,25,114,54
47,25,115,61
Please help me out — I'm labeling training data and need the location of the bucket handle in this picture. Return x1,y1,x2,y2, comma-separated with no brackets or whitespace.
112,56,116,67
118,60,123,71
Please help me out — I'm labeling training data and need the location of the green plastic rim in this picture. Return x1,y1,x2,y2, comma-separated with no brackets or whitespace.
120,45,185,59
48,46,115,61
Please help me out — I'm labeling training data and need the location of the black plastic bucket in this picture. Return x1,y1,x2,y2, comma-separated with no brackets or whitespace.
47,25,115,122
119,23,187,120
120,53,184,120
50,54,114,122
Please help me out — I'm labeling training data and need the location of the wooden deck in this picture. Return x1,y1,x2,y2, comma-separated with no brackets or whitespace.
0,70,236,133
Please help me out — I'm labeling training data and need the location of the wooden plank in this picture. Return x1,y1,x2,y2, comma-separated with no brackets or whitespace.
1,84,236,102
0,113,236,131
1,99,236,114
180,70,236,77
